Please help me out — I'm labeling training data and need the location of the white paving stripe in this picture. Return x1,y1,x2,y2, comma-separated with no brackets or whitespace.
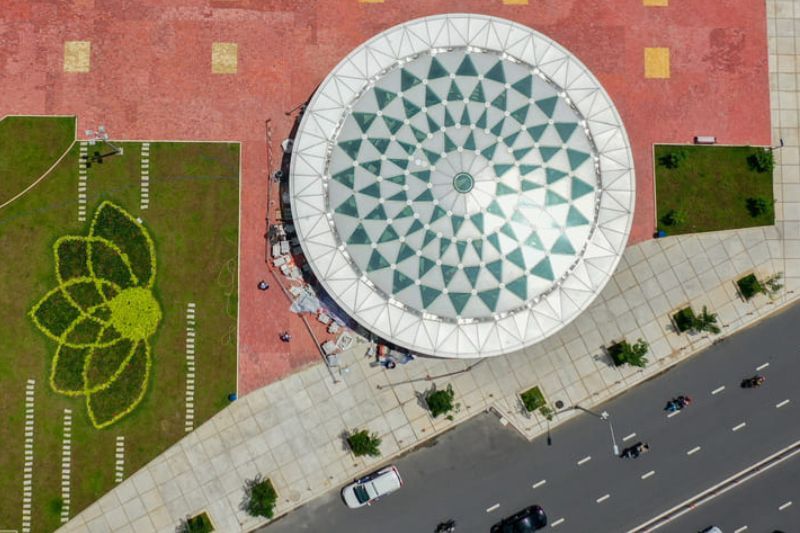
60,408,72,524
551,518,565,528
78,142,88,222
532,479,546,489
21,379,35,533
114,436,125,483
732,422,746,432
756,362,770,371
577,456,591,465
687,446,701,456
712,385,726,395
733,526,748,533
596,494,610,503
641,470,655,480
776,399,790,408
185,302,196,432
623,432,637,442
140,142,150,210
486,503,500,513
778,501,792,511
667,410,681,418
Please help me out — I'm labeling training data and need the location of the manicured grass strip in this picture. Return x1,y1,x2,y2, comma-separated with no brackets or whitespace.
655,145,775,235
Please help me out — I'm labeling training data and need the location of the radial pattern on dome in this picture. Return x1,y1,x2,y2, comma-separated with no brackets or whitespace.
290,14,635,358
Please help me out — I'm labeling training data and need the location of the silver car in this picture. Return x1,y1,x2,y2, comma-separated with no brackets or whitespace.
341,465,403,508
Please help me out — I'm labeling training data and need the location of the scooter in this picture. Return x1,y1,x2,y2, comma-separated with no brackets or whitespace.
741,375,765,388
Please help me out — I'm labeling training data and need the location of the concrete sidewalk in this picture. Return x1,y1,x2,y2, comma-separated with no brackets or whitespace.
60,1,800,531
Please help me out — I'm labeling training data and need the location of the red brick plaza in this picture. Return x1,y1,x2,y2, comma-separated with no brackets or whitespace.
0,0,770,394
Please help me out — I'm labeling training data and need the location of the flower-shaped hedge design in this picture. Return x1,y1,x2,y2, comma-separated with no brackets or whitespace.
29,201,160,429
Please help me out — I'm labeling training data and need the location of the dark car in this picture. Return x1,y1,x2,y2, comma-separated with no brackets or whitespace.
490,505,547,532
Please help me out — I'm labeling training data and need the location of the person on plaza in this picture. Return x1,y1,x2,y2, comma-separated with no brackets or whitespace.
280,331,291,342
258,280,269,291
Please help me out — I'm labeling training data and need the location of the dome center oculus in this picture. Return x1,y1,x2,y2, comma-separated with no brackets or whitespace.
452,172,475,194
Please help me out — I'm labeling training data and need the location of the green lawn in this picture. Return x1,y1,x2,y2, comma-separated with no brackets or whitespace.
0,130,239,531
0,116,75,206
655,144,775,235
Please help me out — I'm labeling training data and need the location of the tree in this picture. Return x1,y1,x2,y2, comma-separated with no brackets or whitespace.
746,196,771,217
661,208,687,227
660,149,688,169
748,149,774,173
241,476,277,519
691,306,720,334
610,338,649,368
425,384,456,418
347,429,382,457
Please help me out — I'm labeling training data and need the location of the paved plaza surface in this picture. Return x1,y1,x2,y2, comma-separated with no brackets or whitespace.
261,301,800,533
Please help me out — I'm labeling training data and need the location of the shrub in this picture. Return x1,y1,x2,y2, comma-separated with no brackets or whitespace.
692,306,721,334
746,197,771,217
178,512,215,533
347,429,382,457
659,148,688,169
539,404,554,421
672,307,696,333
764,272,784,296
241,476,277,519
737,274,763,300
425,384,456,418
608,339,649,368
748,149,774,173
520,386,546,412
661,208,687,227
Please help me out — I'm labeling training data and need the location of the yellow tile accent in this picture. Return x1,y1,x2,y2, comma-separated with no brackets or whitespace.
63,41,91,73
643,0,668,6
644,47,670,79
503,0,529,4
211,43,238,74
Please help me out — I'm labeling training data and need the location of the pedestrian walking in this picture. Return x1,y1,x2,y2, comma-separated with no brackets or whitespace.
258,280,269,291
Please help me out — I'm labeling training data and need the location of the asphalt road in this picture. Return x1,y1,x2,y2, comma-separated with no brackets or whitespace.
262,303,800,533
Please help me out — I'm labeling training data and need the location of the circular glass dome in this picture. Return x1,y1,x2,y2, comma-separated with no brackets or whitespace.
290,14,635,358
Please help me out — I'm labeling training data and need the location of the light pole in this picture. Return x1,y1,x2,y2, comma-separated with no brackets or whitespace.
575,405,620,456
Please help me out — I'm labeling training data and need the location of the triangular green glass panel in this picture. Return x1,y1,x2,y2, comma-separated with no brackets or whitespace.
447,81,464,101
387,190,407,202
469,82,486,103
430,205,447,223
464,266,480,287
374,87,397,109
536,96,559,118
332,167,355,188
491,90,507,111
506,276,528,300
567,148,591,170
440,237,451,255
443,134,457,153
490,117,505,137
353,112,377,133
531,257,554,280
539,146,561,162
389,158,409,170
521,179,541,192
512,210,528,224
441,264,458,286
478,288,500,311
425,86,442,107
496,181,515,195
545,190,568,206
369,137,390,153
361,159,382,176
506,248,526,270
367,250,390,271
422,230,437,248
419,256,436,277
551,234,576,255
485,61,506,83
566,206,590,227
379,225,400,242
449,292,471,315
511,75,533,97
456,240,467,260
487,200,504,217
571,177,594,199
396,206,414,219
408,219,424,235
519,164,540,175
428,57,449,79
412,170,430,182
365,203,387,220
347,224,371,245
481,143,497,160
403,98,422,118
486,259,503,281
334,196,359,217
500,222,517,240
397,140,416,155
555,122,578,142
460,107,472,126
513,146,533,159
393,270,415,293
415,189,434,202
503,132,520,146
527,124,548,142
401,69,422,91
476,109,489,129
422,149,441,165
487,233,502,253
471,238,483,258
470,213,484,232
338,139,362,160
420,285,441,307
387,174,405,186
464,132,477,151
510,104,529,124
444,108,456,127
451,215,464,235
525,232,544,250
546,168,568,184
397,243,416,262
358,182,381,198
426,114,441,134
383,116,404,134
411,125,428,142
456,55,478,76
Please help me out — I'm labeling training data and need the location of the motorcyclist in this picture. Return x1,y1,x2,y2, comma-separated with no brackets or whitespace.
435,519,456,532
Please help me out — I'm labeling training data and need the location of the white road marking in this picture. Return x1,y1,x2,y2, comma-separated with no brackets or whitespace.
486,503,500,513
779,501,792,511
667,410,681,418
596,494,610,503
732,422,746,432
577,456,591,465
777,399,791,408
623,432,637,442
756,362,770,371
734,526,748,533
532,479,546,489
551,518,565,528
641,470,655,480
687,446,701,456
712,385,726,395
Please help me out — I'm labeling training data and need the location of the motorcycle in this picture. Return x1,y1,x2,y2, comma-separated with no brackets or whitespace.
741,375,765,388
665,395,692,412
621,442,650,459
435,519,456,533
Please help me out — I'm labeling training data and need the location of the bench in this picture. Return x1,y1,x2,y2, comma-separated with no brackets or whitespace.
694,136,716,145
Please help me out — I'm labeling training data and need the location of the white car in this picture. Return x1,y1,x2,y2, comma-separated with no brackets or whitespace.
341,465,403,508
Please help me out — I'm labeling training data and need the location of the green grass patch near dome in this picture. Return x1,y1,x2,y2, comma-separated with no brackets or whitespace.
655,145,775,235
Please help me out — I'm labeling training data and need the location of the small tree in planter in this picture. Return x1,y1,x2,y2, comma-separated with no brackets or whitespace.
347,429,382,457
672,307,696,333
692,306,720,334
520,386,546,413
425,384,457,419
608,339,649,368
178,512,215,533
737,274,763,300
241,475,277,519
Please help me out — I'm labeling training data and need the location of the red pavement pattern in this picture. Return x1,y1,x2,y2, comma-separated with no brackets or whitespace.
0,0,770,395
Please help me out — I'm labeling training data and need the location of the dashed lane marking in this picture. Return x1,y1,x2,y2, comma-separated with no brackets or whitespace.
641,470,655,479
756,362,770,371
551,518,565,528
596,494,610,503
667,410,681,418
532,479,546,489
687,446,701,456
777,399,790,408
486,503,500,513
623,433,637,442
712,385,726,395
577,456,591,466
732,422,746,432
734,526,748,533
779,501,792,511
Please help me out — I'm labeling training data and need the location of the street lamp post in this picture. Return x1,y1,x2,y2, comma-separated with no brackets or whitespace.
575,405,620,456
